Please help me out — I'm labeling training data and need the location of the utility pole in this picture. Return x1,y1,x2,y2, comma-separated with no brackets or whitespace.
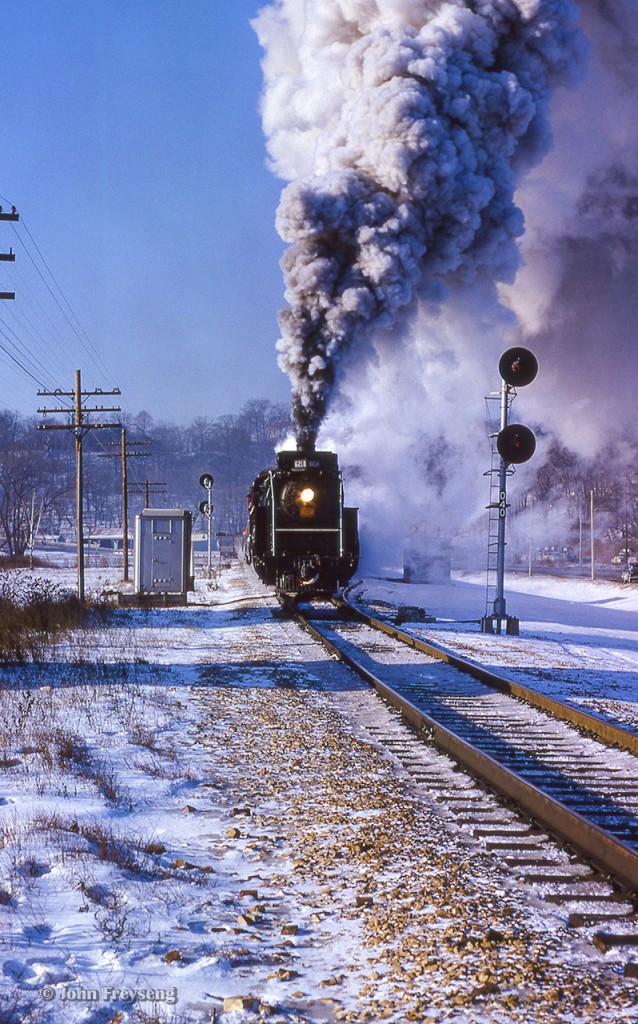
38,370,121,601
591,489,595,581
527,496,533,577
0,205,19,300
625,479,630,569
98,429,150,581
129,480,167,509
121,429,128,582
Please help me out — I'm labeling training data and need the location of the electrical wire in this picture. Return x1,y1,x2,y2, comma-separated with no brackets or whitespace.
0,319,69,398
13,217,114,383
0,194,123,417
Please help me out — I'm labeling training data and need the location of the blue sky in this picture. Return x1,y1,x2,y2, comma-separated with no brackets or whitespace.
0,0,290,423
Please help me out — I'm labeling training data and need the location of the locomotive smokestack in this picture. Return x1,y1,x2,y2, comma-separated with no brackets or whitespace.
296,431,316,454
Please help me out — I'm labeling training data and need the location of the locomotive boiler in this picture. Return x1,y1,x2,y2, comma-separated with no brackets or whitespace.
245,446,359,597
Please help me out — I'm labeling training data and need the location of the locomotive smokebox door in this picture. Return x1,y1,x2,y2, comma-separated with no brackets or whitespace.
246,446,359,597
134,509,193,596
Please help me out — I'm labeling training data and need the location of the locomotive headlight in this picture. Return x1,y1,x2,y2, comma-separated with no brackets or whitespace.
280,480,319,520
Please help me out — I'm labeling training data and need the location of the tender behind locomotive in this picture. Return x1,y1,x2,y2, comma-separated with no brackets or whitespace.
245,447,359,597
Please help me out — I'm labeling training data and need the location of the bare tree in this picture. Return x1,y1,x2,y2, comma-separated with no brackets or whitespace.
0,445,69,557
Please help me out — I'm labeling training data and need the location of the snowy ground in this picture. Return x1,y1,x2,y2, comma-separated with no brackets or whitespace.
352,570,638,735
1,559,638,1023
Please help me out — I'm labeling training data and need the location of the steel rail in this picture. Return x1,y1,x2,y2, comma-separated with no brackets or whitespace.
287,599,638,894
337,591,638,758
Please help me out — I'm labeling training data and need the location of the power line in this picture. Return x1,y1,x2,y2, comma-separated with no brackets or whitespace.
0,196,119,407
0,327,47,387
14,217,113,382
0,259,83,383
0,319,71,396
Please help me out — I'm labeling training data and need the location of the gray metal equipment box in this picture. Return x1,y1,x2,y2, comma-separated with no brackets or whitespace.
134,509,193,595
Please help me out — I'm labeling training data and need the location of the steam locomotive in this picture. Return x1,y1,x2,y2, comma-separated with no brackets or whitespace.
245,447,359,598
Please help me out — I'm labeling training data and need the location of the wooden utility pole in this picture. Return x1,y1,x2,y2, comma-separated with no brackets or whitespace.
98,429,150,581
122,430,128,580
129,480,167,509
0,206,19,299
590,489,595,581
38,370,121,600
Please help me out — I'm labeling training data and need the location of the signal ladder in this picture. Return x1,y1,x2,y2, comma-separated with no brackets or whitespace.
483,391,514,626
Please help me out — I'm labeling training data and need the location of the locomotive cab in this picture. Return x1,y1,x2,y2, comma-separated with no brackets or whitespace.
246,447,359,597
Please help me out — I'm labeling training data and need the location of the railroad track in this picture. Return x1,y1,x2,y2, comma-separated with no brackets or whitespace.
282,592,638,976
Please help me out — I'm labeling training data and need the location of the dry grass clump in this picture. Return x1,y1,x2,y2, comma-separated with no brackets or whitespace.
19,726,131,808
130,1009,194,1024
30,726,91,771
32,811,166,877
129,721,162,750
0,554,49,570
0,994,39,1024
0,574,95,662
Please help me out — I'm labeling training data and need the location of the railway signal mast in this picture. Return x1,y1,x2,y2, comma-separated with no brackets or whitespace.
481,348,537,636
199,473,215,576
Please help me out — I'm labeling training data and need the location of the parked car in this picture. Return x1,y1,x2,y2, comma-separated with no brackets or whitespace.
610,548,634,565
622,566,638,583
612,549,635,564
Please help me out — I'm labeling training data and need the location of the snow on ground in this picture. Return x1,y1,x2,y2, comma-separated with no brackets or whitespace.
351,570,638,734
0,559,638,1023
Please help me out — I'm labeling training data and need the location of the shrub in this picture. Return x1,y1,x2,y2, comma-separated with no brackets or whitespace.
0,574,99,662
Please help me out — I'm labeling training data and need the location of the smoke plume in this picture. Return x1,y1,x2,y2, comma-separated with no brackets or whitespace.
500,0,638,454
253,0,585,446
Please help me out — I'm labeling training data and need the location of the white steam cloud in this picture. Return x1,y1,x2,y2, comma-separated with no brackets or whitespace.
254,0,638,568
501,0,638,455
253,0,585,446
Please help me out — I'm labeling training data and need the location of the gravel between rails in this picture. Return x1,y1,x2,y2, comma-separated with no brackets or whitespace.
187,632,638,1023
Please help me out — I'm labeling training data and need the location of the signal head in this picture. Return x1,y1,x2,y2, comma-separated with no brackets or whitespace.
497,423,536,464
498,347,538,388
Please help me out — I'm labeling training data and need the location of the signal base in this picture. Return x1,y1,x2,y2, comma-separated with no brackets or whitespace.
480,614,520,636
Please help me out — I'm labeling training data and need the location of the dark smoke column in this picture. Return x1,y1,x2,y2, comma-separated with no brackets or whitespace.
277,172,425,447
254,0,585,447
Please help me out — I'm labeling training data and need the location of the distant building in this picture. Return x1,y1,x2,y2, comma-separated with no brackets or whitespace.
88,529,131,551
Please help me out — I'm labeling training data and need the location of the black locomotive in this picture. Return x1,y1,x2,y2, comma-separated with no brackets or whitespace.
245,447,359,597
